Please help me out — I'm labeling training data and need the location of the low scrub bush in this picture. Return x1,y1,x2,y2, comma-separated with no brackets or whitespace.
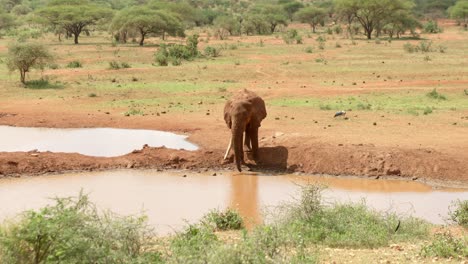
154,35,200,66
403,41,433,53
108,61,131,70
305,46,313,53
427,88,447,100
274,184,430,249
204,46,221,57
423,106,433,115
283,29,302,45
424,20,443,33
0,192,160,263
24,79,63,89
201,208,244,231
124,108,144,116
66,60,82,68
449,200,468,227
420,230,468,258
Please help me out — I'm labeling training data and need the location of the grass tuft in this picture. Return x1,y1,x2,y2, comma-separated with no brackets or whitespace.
24,79,63,89
420,230,468,259
201,208,244,231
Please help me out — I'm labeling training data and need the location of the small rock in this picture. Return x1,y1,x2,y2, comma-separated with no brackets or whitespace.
30,153,39,157
412,177,418,181
373,122,377,126
126,163,134,169
212,173,217,176
182,174,187,178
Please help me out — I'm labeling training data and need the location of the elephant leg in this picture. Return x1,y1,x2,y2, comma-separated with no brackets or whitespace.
223,136,232,160
244,126,252,151
249,125,259,161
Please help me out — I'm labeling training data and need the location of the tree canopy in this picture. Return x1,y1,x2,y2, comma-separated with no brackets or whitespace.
450,0,468,25
295,6,327,33
335,0,414,39
6,42,53,84
35,0,113,44
110,5,184,46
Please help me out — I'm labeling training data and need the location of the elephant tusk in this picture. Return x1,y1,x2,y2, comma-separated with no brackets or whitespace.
223,137,233,160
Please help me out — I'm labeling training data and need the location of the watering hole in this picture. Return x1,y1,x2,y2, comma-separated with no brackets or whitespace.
0,170,466,234
0,126,198,157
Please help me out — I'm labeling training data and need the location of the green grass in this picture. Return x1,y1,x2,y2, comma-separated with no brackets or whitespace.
24,79,64,90
269,91,468,115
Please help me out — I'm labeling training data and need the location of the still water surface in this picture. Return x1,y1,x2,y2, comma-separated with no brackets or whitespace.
0,170,466,234
0,126,198,157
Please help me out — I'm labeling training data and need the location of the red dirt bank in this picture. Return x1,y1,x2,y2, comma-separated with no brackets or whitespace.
0,109,466,188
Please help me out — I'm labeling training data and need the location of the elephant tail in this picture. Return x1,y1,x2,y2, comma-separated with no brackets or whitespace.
232,117,244,172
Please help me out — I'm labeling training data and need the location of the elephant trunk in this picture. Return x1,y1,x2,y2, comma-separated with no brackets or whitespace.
232,116,244,172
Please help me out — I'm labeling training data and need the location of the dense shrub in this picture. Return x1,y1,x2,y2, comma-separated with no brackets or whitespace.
153,35,200,66
67,60,82,68
204,46,221,57
0,192,160,263
449,200,468,227
427,88,447,100
424,20,443,33
283,29,302,44
201,208,244,231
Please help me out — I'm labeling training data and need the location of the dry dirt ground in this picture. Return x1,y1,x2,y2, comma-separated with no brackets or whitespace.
0,23,467,188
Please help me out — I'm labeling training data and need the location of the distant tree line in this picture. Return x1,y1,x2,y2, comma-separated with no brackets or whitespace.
0,0,466,44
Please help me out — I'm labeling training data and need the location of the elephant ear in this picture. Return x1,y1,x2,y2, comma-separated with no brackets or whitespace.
223,101,232,128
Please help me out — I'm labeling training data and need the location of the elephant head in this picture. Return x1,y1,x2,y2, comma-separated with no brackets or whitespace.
223,89,267,172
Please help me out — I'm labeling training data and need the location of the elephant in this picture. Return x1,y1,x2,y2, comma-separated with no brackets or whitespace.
223,89,267,172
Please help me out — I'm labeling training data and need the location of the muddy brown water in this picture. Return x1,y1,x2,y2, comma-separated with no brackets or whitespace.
0,170,466,235
0,126,198,157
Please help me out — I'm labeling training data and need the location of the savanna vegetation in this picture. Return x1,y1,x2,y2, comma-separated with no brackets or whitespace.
0,187,466,263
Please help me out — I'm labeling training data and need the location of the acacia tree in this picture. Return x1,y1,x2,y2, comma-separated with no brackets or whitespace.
335,0,414,39
279,0,304,21
35,0,113,44
450,0,468,27
6,42,53,84
295,6,327,33
383,10,421,38
110,6,184,46
246,4,288,34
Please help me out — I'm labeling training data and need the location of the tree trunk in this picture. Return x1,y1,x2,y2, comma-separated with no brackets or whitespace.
20,70,26,84
139,32,146,46
74,33,79,44
312,24,316,33
232,118,244,172
366,29,372,39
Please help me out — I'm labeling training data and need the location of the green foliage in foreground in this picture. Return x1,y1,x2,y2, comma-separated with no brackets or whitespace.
0,185,432,263
0,192,161,264
201,208,244,231
449,200,468,228
421,230,468,259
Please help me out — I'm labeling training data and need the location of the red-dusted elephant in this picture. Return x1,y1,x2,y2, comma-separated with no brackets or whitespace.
223,89,267,172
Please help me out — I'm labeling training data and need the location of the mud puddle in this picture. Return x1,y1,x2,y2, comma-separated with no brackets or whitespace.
0,170,466,234
0,126,198,157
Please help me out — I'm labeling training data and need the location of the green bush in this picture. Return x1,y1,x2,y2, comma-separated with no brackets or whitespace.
305,46,313,53
449,200,468,227
427,88,447,100
403,42,418,53
204,46,221,57
169,224,219,263
66,60,82,68
109,60,121,69
423,106,433,115
421,231,468,258
154,46,169,66
283,29,302,45
333,25,343,34
275,184,429,249
419,41,433,52
424,20,443,33
24,79,63,89
0,192,161,264
202,208,244,231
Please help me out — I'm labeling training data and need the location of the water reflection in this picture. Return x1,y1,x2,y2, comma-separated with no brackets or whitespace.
0,170,466,234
